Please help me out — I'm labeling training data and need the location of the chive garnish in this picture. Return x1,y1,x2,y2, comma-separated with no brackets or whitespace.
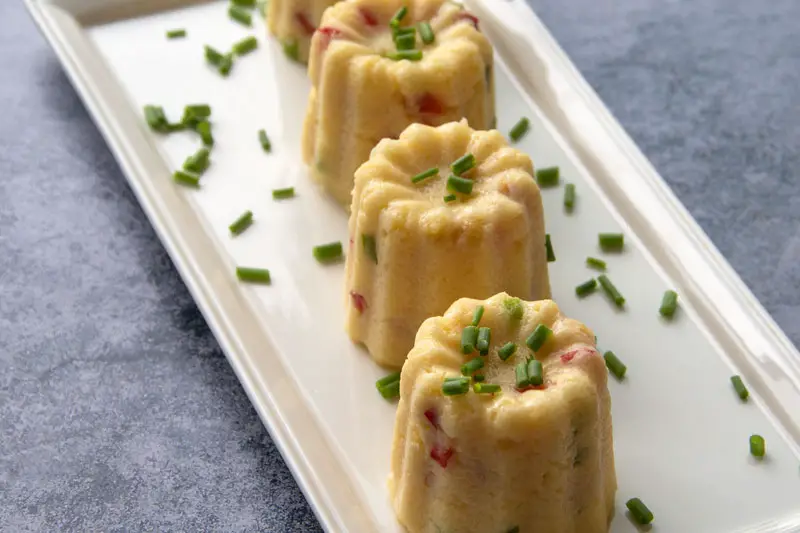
411,167,438,184
545,234,556,262
362,234,378,263
166,123,187,132
659,290,678,318
564,183,576,211
461,357,484,376
535,166,560,187
472,374,485,382
451,153,476,175
231,0,256,6
394,27,416,37
390,6,408,28
236,266,271,284
586,257,607,271
233,36,259,56
502,297,523,320
173,169,200,187
395,32,416,51
272,187,295,200
385,50,423,61
229,210,254,235
498,342,517,361
527,359,543,386
599,233,624,251
509,117,530,143
471,305,484,326
378,380,400,399
183,104,211,123
477,327,491,355
598,275,625,307
144,105,169,132
376,371,401,389
446,175,473,195
461,326,479,354
183,147,210,174
205,45,226,66
312,242,343,263
418,21,435,44
218,53,234,76
731,375,749,401
166,29,187,39
515,361,529,388
603,351,626,380
443,194,457,203
575,279,597,298
626,498,654,525
258,129,272,152
229,5,253,25
473,383,501,394
526,324,552,352
442,377,470,396
750,434,765,458
194,120,213,146
283,39,300,61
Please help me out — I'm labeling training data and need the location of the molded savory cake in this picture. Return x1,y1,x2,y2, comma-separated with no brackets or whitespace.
345,120,551,368
389,293,617,533
267,0,340,63
302,0,495,207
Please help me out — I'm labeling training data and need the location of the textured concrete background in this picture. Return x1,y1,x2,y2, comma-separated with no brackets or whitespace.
2,0,800,531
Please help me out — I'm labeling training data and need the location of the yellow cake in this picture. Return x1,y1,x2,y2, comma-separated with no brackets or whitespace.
345,120,551,368
302,0,495,207
389,293,616,533
267,0,340,63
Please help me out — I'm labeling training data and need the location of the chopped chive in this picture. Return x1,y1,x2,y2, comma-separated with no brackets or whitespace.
545,234,556,262
626,498,654,525
144,105,169,132
526,324,552,352
461,357,484,376
205,45,226,66
527,359,543,386
442,377,470,396
173,169,200,187
598,275,625,307
312,241,343,263
183,104,211,122
362,234,378,263
461,325,479,354
471,305,484,326
575,278,597,298
498,342,517,361
443,194,457,203
236,266,271,284
272,187,295,200
233,35,259,56
730,375,749,401
376,371,401,389
411,167,438,184
196,120,214,146
390,6,408,28
385,50,423,61
564,183,576,211
515,361,529,388
394,27,416,37
451,153,476,175
446,175,473,195
229,5,253,25
603,351,626,380
659,290,678,318
283,39,300,61
418,21,435,44
218,53,234,76
586,257,607,271
473,383,501,394
378,380,400,399
166,29,187,39
182,147,210,174
231,0,256,6
472,374,485,382
229,210,254,235
750,434,765,458
395,31,416,51
166,123,187,132
477,327,491,355
503,297,524,320
535,166,559,187
509,117,530,142
258,129,272,152
599,233,624,252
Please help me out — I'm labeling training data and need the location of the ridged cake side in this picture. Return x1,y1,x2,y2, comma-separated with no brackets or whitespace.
345,121,550,368
267,0,339,63
302,0,495,207
389,294,616,533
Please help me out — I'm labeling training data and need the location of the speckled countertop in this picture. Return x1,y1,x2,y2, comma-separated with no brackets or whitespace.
2,0,800,530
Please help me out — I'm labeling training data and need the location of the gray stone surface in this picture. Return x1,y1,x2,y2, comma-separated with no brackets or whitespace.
1,0,799,530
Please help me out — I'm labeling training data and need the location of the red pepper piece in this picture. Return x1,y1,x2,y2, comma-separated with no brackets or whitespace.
359,7,379,26
430,445,454,468
424,408,440,429
295,12,316,35
457,12,480,30
417,93,444,115
350,291,367,313
316,27,342,51
560,350,578,363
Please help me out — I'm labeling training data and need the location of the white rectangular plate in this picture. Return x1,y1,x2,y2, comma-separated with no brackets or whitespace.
27,0,800,531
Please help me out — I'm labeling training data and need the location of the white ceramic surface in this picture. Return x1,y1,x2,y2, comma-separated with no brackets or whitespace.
27,0,800,531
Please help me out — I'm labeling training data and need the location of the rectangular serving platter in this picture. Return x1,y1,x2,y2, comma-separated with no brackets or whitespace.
26,0,800,531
